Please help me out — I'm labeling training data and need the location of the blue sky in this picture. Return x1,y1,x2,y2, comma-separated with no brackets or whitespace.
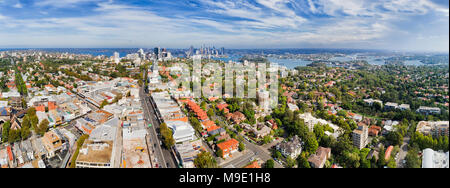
0,0,448,52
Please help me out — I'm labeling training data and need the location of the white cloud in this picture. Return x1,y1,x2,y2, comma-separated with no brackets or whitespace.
0,0,447,51
35,0,100,8
13,2,22,8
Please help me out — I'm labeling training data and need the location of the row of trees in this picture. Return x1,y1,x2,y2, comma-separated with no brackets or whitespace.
14,67,28,96
410,132,449,152
160,123,175,149
69,134,89,168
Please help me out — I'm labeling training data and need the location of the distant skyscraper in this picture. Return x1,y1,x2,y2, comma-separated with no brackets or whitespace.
138,48,144,58
114,52,120,64
154,47,161,59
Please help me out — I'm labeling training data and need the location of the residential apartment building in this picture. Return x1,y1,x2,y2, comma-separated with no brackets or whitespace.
276,135,302,159
216,139,239,159
308,147,331,168
353,125,369,149
416,106,441,115
416,121,449,137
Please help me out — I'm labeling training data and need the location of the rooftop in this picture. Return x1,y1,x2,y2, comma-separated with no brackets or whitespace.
77,140,114,164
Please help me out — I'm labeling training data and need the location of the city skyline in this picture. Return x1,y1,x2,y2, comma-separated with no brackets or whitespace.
0,0,449,52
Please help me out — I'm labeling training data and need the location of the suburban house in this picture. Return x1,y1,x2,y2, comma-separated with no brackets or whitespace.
276,135,303,159
216,139,239,158
308,147,331,168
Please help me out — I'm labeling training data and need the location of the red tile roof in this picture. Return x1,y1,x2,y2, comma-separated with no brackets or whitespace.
385,146,394,161
217,139,239,157
244,161,261,168
48,102,57,111
35,105,46,112
6,146,13,161
186,100,208,121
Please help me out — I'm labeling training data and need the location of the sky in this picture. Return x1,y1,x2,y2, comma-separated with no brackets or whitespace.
0,0,448,52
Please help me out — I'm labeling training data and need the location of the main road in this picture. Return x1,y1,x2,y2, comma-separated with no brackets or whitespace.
139,86,177,168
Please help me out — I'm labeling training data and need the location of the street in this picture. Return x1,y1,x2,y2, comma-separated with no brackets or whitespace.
140,87,177,168
396,136,410,168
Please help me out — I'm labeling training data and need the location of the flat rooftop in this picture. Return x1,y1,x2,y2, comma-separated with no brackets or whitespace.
77,140,113,164
122,138,152,168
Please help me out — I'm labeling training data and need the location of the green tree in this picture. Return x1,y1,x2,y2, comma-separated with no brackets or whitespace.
297,153,311,168
305,132,319,154
238,142,245,152
2,121,10,143
100,100,109,109
216,148,224,158
37,119,49,136
21,126,31,140
314,124,325,142
262,135,272,144
194,151,218,168
286,156,296,168
405,148,421,168
70,134,89,168
265,159,275,168
377,147,386,168
8,129,20,143
387,158,397,168
360,159,371,168
207,108,214,118
386,131,403,146
160,123,175,149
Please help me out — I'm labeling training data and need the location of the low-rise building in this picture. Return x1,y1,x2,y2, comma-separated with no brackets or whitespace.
384,102,398,111
308,147,331,168
253,124,271,139
75,118,120,168
398,104,410,111
216,139,239,159
416,106,441,115
41,129,66,159
175,140,205,168
369,126,381,137
226,111,246,125
422,148,449,168
299,113,342,138
166,120,195,143
416,121,449,137
363,98,383,107
276,135,302,159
